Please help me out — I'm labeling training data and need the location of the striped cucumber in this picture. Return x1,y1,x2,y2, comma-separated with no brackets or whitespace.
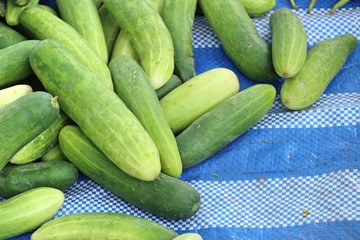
0,84,32,107
56,0,108,63
42,144,66,162
177,84,276,169
0,187,64,240
270,8,307,78
156,74,182,99
160,68,240,135
30,39,161,181
19,6,113,90
110,55,182,177
281,34,357,110
59,125,201,220
31,212,178,240
0,91,59,171
98,4,120,56
240,0,275,17
5,0,38,26
103,0,174,89
199,0,278,82
162,0,197,82
0,21,27,49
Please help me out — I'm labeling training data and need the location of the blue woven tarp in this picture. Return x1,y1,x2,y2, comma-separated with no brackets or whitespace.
7,0,360,239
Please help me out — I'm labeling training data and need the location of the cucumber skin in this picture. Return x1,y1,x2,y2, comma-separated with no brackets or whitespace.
177,84,276,169
0,84,32,107
5,0,39,26
0,160,78,198
98,4,120,56
30,39,161,182
199,0,278,82
0,40,39,88
280,34,358,110
0,21,27,49
41,144,66,162
31,212,178,240
103,0,174,90
0,91,59,171
110,30,139,62
59,125,201,220
0,187,64,240
156,74,182,100
241,0,275,17
270,8,307,78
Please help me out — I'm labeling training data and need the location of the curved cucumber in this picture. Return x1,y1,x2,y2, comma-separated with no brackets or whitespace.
280,34,358,110
41,144,66,162
59,125,201,220
199,0,278,82
0,21,27,49
30,39,160,181
31,212,178,240
177,84,276,169
0,84,32,107
241,0,275,17
270,8,307,78
0,187,64,240
160,68,240,135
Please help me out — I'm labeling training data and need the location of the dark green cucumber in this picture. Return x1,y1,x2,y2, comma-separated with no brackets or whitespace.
281,34,358,110
59,125,201,220
41,144,66,162
0,160,78,198
199,0,278,82
156,74,182,99
0,39,39,88
0,187,64,240
5,0,38,26
162,0,197,82
177,84,276,169
98,4,120,56
0,91,59,171
31,212,178,240
110,56,182,177
0,21,27,49
270,8,307,78
30,39,161,181
19,6,113,90
37,4,58,16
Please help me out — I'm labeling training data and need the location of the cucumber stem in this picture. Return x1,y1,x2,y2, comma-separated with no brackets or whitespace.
328,0,350,14
290,0,299,9
307,0,318,14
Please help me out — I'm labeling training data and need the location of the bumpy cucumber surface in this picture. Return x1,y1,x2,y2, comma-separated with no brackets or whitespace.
30,39,160,181
177,84,276,169
281,34,358,110
0,21,27,49
240,0,275,17
0,84,32,107
59,125,201,220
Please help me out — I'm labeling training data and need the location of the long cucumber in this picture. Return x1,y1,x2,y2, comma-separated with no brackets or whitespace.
0,84,32,107
98,4,120,56
5,0,38,26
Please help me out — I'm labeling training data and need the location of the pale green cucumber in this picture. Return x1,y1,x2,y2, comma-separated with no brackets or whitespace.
173,233,203,240
156,74,182,99
0,187,64,240
98,4,120,56
270,8,307,78
56,0,108,63
281,34,358,110
5,0,38,26
240,0,275,17
110,56,182,177
160,68,240,135
30,39,161,181
31,212,178,240
37,4,58,16
103,0,174,89
0,21,27,49
41,144,66,162
110,30,139,62
147,0,165,14
0,84,32,107
19,6,113,90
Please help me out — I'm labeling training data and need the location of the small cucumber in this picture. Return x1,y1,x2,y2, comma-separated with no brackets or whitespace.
0,91,59,170
41,144,66,162
173,233,203,240
156,74,182,100
280,34,358,110
110,55,182,177
0,21,27,49
98,4,120,56
177,84,276,169
103,0,174,89
270,8,307,78
160,68,240,135
5,0,38,26
31,212,178,240
59,125,201,220
0,187,64,240
30,39,161,181
240,0,275,17
0,160,78,198
0,84,32,107
110,30,140,62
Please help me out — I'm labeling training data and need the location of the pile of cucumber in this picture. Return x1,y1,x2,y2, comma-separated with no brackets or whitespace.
0,0,357,239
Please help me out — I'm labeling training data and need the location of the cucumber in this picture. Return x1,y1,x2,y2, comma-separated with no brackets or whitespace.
280,34,358,110
0,187,64,240
103,0,174,89
199,0,278,82
110,30,139,62
156,74,182,99
0,40,39,88
173,233,203,240
240,0,275,17
10,0,31,7
110,55,182,177
56,0,108,63
98,4,120,56
0,91,59,171
0,21,27,49
59,125,201,220
177,84,276,169
5,0,38,26
0,84,32,107
0,0,5,17
31,212,178,240
93,0,102,9
30,39,161,181
147,0,165,14
10,111,71,164
160,68,240,135
270,8,307,78
162,0,197,82
41,144,66,162
19,6,113,90
0,160,78,198
37,4,58,16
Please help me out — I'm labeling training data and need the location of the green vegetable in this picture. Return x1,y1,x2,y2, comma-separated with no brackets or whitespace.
10,0,31,7
173,233,203,240
5,0,38,26
240,0,276,17
156,74,182,99
0,84,32,107
98,4,120,56
110,30,139,62
0,21,27,49
41,144,66,162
